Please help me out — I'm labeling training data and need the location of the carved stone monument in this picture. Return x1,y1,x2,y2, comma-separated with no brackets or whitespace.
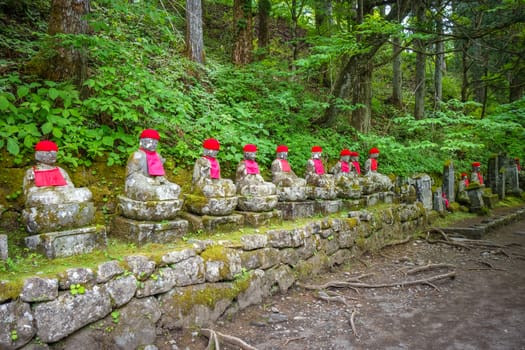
442,160,455,203
305,145,337,200
113,129,187,244
22,140,106,258
330,149,361,199
182,138,243,232
505,157,521,196
413,173,433,210
363,147,393,193
457,172,470,205
235,144,280,225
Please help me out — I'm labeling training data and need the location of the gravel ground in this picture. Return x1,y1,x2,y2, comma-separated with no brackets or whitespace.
159,207,525,350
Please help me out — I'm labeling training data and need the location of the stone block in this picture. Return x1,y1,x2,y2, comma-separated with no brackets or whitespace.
276,186,308,201
111,216,188,245
184,194,238,216
25,226,107,259
118,195,183,221
179,211,244,233
276,201,316,220
314,200,343,215
236,210,282,227
482,194,499,209
22,202,96,234
237,195,279,212
0,234,7,261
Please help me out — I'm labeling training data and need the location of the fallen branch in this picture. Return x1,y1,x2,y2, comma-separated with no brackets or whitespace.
298,271,456,290
316,291,350,306
283,336,306,345
383,236,411,248
426,231,471,250
403,263,456,275
201,328,259,350
349,309,359,339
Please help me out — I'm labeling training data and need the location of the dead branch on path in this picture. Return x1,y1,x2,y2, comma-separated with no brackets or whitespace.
402,263,456,275
283,336,306,345
296,273,374,292
316,291,350,306
426,230,471,250
201,328,259,350
349,309,360,339
383,236,412,248
298,270,456,291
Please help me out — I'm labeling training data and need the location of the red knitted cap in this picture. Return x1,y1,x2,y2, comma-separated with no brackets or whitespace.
140,129,160,140
472,162,481,167
369,147,379,154
243,144,257,152
340,149,351,156
311,145,322,153
35,140,58,152
350,151,359,157
276,145,288,153
461,172,468,177
203,138,220,150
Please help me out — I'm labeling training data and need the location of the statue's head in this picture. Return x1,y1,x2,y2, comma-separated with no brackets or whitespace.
311,145,322,159
139,129,160,151
471,161,481,171
350,151,359,161
276,145,288,160
461,172,468,179
243,144,257,160
369,147,380,159
203,138,220,158
35,140,58,165
340,149,351,162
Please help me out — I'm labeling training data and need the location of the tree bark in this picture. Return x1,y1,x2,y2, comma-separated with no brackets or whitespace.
186,0,205,64
433,0,444,110
45,0,90,90
314,0,332,35
258,0,271,53
392,36,403,108
414,1,426,120
232,0,253,65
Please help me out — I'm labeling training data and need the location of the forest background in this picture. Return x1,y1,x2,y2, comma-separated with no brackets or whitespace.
1,0,525,188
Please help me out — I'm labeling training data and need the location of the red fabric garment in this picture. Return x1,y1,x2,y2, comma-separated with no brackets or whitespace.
370,158,378,171
33,167,67,187
477,173,484,185
140,148,165,176
463,178,470,187
313,159,325,175
340,161,350,173
279,159,291,172
244,159,260,174
352,161,361,175
205,156,220,179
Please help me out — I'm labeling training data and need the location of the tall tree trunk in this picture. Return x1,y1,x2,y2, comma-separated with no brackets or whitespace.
413,2,426,120
351,56,373,132
186,0,205,64
314,0,332,35
258,0,271,54
392,36,403,108
460,40,470,102
232,0,253,65
44,0,90,92
433,1,444,110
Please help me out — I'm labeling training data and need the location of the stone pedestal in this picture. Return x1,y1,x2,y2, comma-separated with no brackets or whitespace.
25,226,107,259
314,200,343,215
118,196,183,221
179,212,244,233
466,187,485,213
236,210,282,227
276,187,307,202
184,194,238,216
237,195,279,212
362,191,394,207
111,216,188,245
22,202,96,234
306,186,337,200
482,193,499,209
276,201,316,220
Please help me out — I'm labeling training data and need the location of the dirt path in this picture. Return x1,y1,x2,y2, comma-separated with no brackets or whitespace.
163,211,525,350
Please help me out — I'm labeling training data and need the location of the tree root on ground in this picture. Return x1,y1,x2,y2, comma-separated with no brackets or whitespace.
201,328,259,350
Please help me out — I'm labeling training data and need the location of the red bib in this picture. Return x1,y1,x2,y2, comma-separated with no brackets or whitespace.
279,159,291,172
313,159,325,175
352,161,361,175
370,158,378,171
33,167,67,187
244,160,260,174
140,148,165,176
205,156,220,179
340,161,350,173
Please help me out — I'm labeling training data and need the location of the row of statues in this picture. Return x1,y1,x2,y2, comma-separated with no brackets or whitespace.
21,130,395,233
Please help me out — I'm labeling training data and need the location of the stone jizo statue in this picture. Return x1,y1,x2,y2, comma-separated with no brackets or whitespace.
470,162,484,185
363,147,393,192
124,129,181,201
271,144,307,201
22,140,95,233
350,151,361,176
457,172,470,204
187,138,238,215
119,129,182,221
305,145,337,199
236,144,277,211
330,149,361,199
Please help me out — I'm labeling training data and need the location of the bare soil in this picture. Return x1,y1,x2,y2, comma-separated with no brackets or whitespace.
161,207,525,350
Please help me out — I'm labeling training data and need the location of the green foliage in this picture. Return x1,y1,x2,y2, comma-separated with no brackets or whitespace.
70,283,86,295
